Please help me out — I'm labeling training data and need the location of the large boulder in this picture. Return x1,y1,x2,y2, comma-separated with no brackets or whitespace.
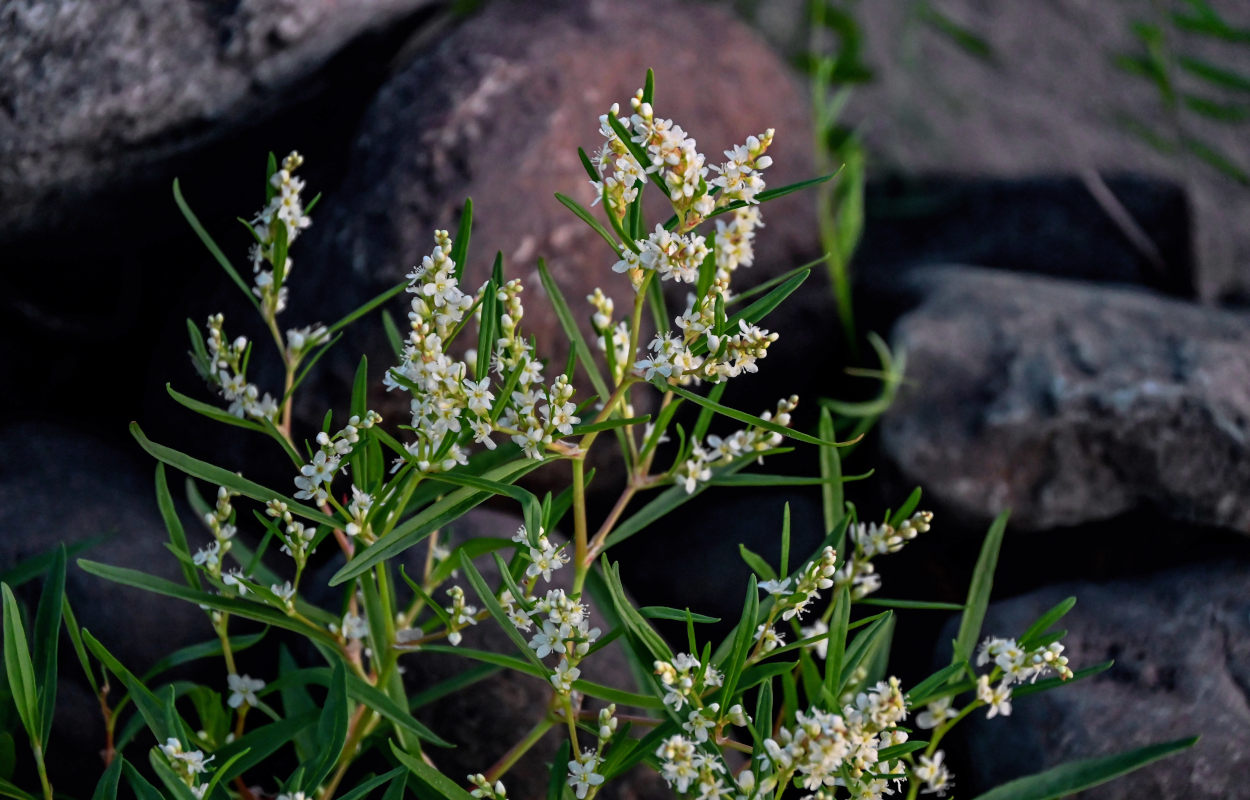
301,0,818,416
881,266,1250,534
951,562,1250,798
0,0,442,243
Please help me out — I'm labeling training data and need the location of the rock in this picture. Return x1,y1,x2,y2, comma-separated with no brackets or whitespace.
312,507,668,799
302,0,818,421
857,173,1194,296
950,562,1250,798
881,266,1250,534
0,422,209,787
0,0,442,244
833,0,1250,302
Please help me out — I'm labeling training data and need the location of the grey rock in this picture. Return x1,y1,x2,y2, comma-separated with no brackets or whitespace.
0,422,208,783
882,266,1250,534
951,562,1250,798
0,0,440,242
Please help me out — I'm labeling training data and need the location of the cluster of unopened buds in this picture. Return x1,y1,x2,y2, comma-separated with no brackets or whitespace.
204,313,280,423
291,412,380,503
250,150,312,315
675,396,799,494
836,511,934,600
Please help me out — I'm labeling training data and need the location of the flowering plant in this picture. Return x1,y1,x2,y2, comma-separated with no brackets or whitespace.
2,73,1193,800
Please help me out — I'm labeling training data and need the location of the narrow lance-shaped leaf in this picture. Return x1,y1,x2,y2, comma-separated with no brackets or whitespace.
173,179,261,312
536,258,610,402
953,510,1010,668
1,584,38,744
966,737,1198,800
304,661,349,790
32,546,66,743
661,383,845,448
450,197,473,282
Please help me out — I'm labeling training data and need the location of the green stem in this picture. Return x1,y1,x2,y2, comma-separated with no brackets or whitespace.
32,743,52,800
571,459,589,596
485,717,555,784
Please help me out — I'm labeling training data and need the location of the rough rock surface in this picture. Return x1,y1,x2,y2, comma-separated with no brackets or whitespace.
0,422,208,784
313,508,668,800
0,0,440,242
303,0,818,409
882,266,1250,533
952,563,1250,798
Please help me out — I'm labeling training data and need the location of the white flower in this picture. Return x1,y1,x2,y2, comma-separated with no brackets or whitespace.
227,673,265,708
913,750,954,796
976,675,1013,719
550,660,581,694
916,696,958,730
567,751,604,799
799,619,829,660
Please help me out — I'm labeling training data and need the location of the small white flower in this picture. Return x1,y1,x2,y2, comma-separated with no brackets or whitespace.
567,751,604,799
227,673,265,709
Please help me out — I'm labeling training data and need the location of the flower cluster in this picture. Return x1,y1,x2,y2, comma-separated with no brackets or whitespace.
674,396,799,494
752,678,909,799
159,738,213,795
291,412,380,503
203,313,280,423
653,653,724,712
249,151,312,316
759,545,838,622
192,486,240,588
593,90,780,386
835,511,933,600
385,233,580,470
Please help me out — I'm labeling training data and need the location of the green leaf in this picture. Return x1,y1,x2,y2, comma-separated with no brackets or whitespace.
78,560,338,645
639,607,720,624
905,662,969,708
305,661,349,789
173,179,261,312
708,473,855,488
31,548,65,744
450,197,474,282
718,575,759,706
953,510,1010,667
130,423,338,527
1018,597,1077,650
426,471,543,553
0,777,35,800
155,464,200,591
570,415,651,435
335,769,407,800
818,407,844,536
574,680,664,710
210,711,317,782
1010,660,1113,700
536,258,610,402
391,741,477,799
690,270,809,358
606,114,668,198
738,545,777,582
459,552,545,669
918,3,995,60
122,761,164,800
554,193,621,254
576,147,600,182
271,208,290,286
838,611,893,695
90,753,124,800
548,738,571,800
409,663,501,711
1,585,37,744
887,487,923,528
82,631,176,742
601,560,673,663
1178,54,1250,93
60,598,98,696
661,383,842,447
326,281,409,338
1182,135,1250,184
418,645,545,680
967,737,1198,800
856,598,963,611
0,536,107,590
382,309,405,360
330,457,548,586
